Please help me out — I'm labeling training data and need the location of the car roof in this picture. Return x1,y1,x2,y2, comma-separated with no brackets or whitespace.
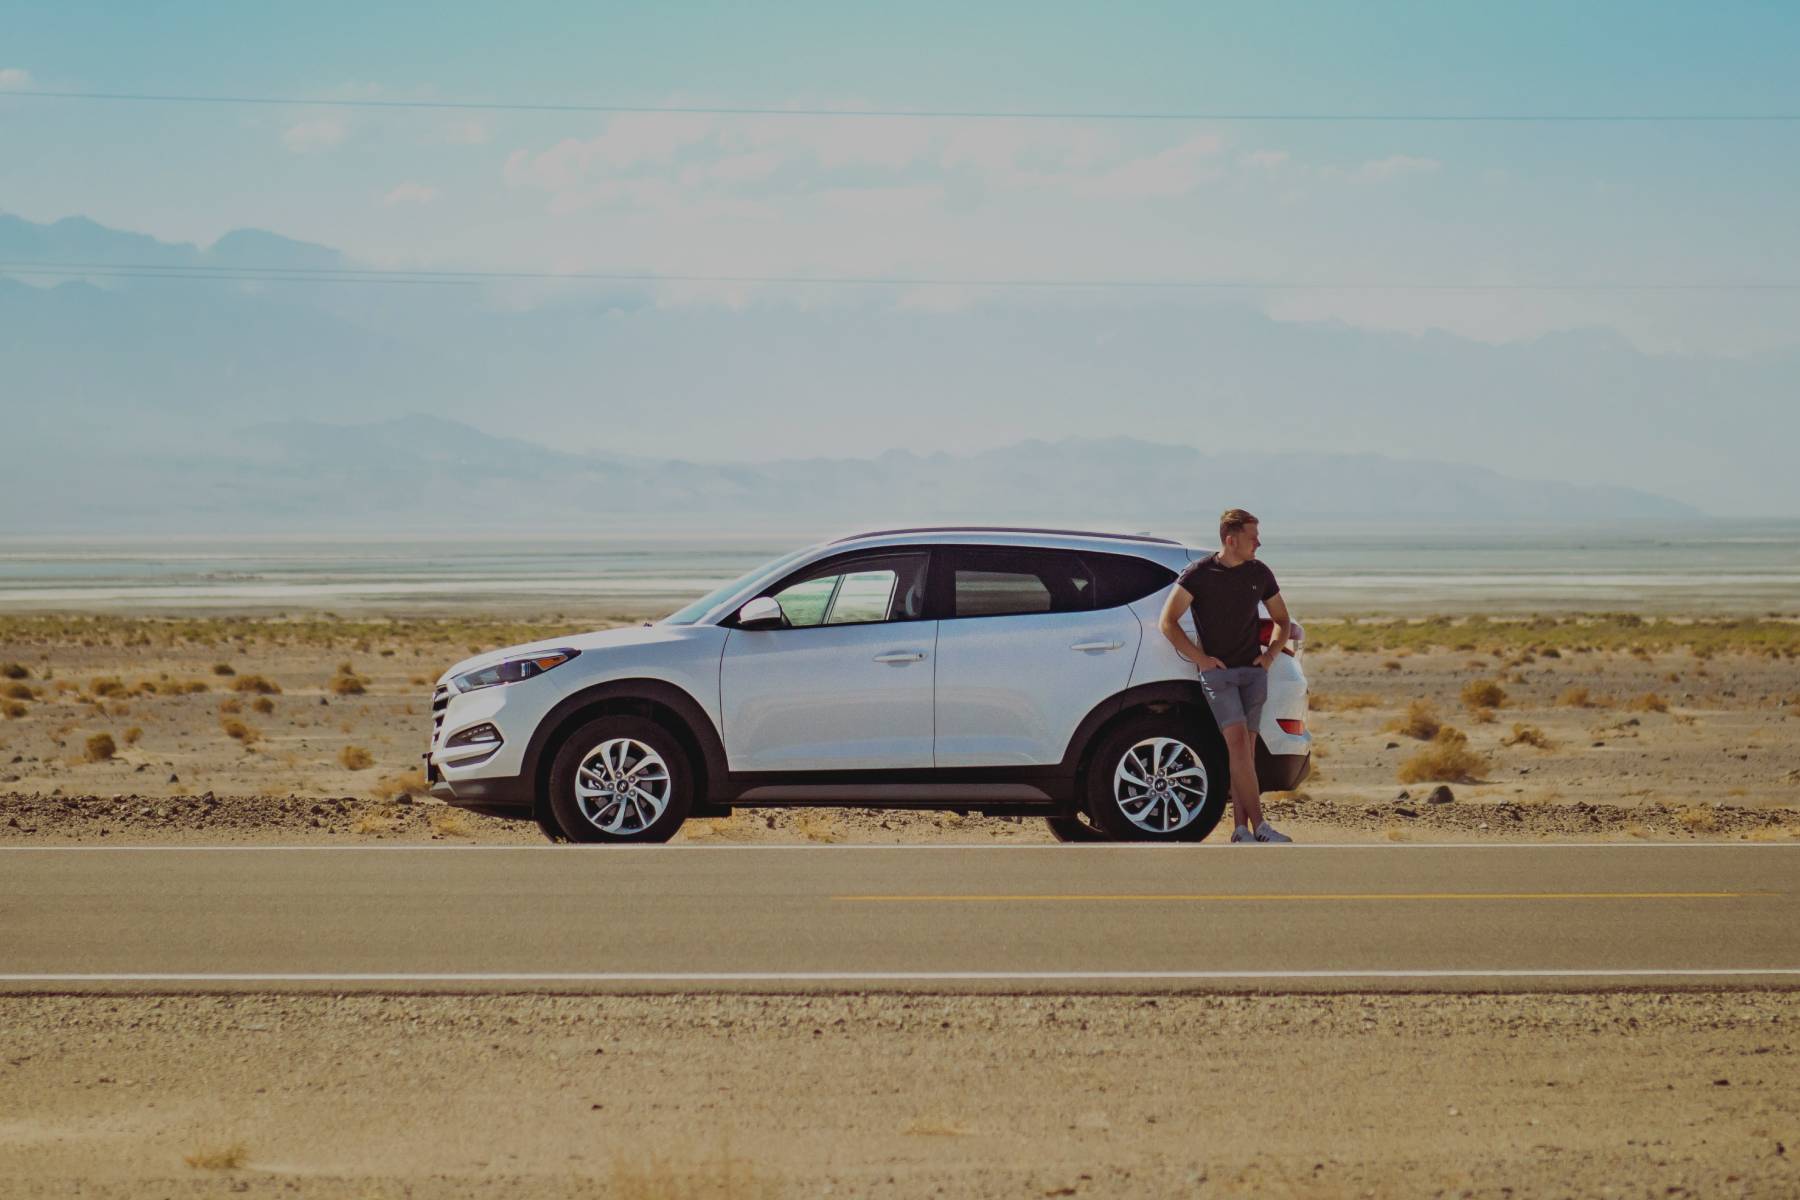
825,526,1194,565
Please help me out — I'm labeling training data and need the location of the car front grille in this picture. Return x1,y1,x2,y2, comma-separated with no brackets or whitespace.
431,684,450,744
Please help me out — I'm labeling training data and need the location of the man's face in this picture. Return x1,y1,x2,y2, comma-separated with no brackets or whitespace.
1227,523,1261,560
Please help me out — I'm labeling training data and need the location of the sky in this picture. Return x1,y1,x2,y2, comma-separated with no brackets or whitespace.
3,1,1798,358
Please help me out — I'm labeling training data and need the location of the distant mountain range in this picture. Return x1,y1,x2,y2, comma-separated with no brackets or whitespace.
4,211,1794,524
0,414,1699,533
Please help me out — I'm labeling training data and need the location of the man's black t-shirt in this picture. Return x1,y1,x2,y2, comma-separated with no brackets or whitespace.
1174,553,1280,668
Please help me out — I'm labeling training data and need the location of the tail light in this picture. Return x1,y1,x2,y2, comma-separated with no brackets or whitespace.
1258,618,1305,658
1276,718,1306,735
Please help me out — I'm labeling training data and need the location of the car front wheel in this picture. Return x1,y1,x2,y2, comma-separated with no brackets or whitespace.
547,716,692,843
1085,713,1228,843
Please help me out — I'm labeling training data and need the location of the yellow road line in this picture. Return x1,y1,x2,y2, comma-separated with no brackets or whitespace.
834,891,1756,902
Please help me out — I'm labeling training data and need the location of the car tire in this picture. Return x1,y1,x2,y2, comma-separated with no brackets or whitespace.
1085,711,1228,843
1044,812,1108,843
547,716,693,844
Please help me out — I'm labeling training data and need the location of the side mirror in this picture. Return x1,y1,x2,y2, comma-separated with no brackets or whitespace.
735,596,786,630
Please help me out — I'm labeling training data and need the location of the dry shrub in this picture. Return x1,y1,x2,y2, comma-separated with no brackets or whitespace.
87,676,127,698
0,662,28,680
370,769,425,800
211,662,236,676
1396,727,1489,784
231,674,281,695
1385,700,1442,740
792,811,842,843
1383,826,1412,842
350,810,399,835
251,696,275,715
338,744,374,770
219,718,259,746
430,809,473,838
3,700,30,720
2,681,32,700
1381,660,1403,672
171,679,210,694
1557,686,1609,708
902,1118,973,1137
183,1142,247,1171
1314,693,1380,712
329,672,367,696
1470,706,1496,724
1460,679,1507,709
1502,723,1553,749
1675,806,1718,834
218,697,242,715
1625,824,1651,839
1626,692,1669,713
84,733,116,762
123,725,143,745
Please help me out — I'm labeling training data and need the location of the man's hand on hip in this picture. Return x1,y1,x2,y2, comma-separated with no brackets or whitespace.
1254,649,1278,670
1196,655,1227,672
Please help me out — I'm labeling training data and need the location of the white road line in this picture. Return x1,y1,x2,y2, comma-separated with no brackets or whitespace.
1,842,1794,853
4,969,1799,983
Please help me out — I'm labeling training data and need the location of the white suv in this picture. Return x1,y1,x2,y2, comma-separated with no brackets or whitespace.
426,528,1312,843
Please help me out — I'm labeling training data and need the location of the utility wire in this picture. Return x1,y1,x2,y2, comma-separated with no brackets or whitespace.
7,89,1800,122
4,262,1797,290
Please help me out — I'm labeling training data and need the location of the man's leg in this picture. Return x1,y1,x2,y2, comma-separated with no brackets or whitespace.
1222,721,1264,832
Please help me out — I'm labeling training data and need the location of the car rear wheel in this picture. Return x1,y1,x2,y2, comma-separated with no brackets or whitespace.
547,716,692,843
1086,712,1228,843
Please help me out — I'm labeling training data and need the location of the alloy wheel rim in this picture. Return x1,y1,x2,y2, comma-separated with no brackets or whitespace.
574,738,672,835
1113,737,1207,833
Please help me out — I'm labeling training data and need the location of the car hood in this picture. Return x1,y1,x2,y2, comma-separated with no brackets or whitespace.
439,622,696,684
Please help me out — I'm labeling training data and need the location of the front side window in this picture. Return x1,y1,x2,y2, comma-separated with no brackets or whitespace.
767,553,928,628
949,549,1095,618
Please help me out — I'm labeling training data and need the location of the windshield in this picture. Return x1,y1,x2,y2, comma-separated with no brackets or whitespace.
659,545,818,625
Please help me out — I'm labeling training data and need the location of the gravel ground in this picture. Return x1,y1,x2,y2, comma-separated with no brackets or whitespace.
1,992,1795,1198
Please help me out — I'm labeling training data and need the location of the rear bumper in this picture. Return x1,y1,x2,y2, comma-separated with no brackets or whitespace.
1255,743,1311,792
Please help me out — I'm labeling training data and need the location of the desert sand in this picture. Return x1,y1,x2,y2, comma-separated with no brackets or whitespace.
2,613,1796,844
3,613,1797,1198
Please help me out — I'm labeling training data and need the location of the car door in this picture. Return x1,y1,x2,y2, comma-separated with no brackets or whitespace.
719,550,936,772
932,546,1143,767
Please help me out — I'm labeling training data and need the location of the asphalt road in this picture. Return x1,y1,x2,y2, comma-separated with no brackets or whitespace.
3,843,1796,992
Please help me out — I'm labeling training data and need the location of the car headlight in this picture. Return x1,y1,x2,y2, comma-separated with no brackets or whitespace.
451,649,580,693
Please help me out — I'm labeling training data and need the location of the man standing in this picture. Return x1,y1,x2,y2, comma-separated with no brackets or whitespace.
1158,508,1294,844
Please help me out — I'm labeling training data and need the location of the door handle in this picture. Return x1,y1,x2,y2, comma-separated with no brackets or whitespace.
873,650,927,664
1070,640,1123,652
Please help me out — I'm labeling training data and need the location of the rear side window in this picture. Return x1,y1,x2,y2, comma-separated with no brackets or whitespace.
948,549,1095,618
1085,552,1177,608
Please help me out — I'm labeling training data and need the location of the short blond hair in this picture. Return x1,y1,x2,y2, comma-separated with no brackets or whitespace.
1219,508,1259,544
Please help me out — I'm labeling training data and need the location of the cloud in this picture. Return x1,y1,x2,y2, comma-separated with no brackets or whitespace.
1076,134,1225,198
1244,149,1289,169
438,119,491,146
382,182,439,207
1356,154,1440,181
0,67,30,90
283,116,349,153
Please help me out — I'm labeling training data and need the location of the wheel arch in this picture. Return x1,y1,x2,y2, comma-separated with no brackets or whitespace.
525,678,730,818
1060,681,1225,811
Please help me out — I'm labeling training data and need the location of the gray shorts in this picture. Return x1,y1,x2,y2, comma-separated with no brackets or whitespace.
1198,666,1268,735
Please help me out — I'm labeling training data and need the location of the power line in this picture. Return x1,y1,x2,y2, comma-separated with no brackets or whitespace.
4,262,1798,290
7,89,1800,122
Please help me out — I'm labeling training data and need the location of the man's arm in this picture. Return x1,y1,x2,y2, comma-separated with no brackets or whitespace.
1159,584,1225,671
1256,591,1291,669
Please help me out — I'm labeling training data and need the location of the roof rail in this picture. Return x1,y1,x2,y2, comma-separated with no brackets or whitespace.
830,525,1183,546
